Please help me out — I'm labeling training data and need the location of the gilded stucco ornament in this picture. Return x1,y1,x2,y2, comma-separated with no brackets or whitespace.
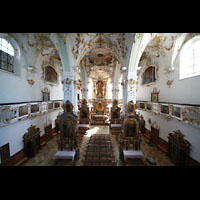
164,66,174,74
66,78,72,85
166,80,173,88
41,87,49,93
128,78,135,86
153,88,159,94
164,36,175,51
27,79,35,86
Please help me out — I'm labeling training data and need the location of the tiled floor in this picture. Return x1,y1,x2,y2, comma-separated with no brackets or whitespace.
22,125,173,166
84,134,116,166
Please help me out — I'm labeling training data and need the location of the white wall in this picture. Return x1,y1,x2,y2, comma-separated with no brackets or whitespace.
137,55,200,104
0,109,61,160
0,36,64,163
138,110,200,162
136,50,200,162
0,52,63,104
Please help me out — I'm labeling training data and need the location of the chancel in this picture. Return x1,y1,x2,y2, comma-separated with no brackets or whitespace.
0,33,200,166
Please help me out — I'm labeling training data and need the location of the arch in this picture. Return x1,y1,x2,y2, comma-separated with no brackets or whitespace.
170,33,188,71
128,33,155,80
49,33,72,77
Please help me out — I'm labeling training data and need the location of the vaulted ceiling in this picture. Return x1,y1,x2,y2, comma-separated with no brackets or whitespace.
72,33,134,81
8,33,200,83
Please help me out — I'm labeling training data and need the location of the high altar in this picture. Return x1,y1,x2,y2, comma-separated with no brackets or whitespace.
91,78,109,125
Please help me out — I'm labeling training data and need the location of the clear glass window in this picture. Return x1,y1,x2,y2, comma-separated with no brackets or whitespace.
180,40,200,79
0,38,15,73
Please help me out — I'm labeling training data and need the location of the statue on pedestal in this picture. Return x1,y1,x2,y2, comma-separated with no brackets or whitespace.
96,79,104,98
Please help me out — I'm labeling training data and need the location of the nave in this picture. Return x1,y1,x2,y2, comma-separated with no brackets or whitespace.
21,125,173,166
1,33,199,166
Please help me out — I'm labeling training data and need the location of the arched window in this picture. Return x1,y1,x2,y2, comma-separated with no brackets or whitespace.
180,39,200,79
0,38,15,73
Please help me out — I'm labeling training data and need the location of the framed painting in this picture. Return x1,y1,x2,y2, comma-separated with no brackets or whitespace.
19,106,29,117
172,105,182,119
54,102,60,108
151,93,159,102
139,102,145,109
31,104,39,113
152,103,159,114
151,88,159,103
48,102,53,110
147,103,152,111
161,104,169,115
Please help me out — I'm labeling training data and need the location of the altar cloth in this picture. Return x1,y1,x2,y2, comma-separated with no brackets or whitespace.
123,150,144,161
92,115,107,118
78,124,89,128
111,124,121,128
53,150,76,161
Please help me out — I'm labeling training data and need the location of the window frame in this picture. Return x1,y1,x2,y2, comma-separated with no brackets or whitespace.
179,36,200,80
0,38,15,73
0,34,21,77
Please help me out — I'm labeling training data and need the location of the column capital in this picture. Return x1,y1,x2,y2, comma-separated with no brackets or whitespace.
81,88,88,91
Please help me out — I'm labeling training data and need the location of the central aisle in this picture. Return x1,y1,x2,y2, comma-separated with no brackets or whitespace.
83,126,117,166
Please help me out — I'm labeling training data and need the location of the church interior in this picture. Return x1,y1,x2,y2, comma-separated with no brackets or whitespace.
0,33,200,166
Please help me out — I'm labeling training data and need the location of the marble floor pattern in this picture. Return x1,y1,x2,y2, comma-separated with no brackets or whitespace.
22,125,174,166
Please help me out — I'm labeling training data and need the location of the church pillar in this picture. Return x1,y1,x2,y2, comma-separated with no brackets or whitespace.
112,88,119,100
112,61,121,100
92,80,96,99
62,76,77,112
127,75,137,104
73,80,78,114
122,79,128,112
81,88,88,101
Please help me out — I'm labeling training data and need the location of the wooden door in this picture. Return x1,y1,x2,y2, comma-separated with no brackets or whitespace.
151,126,159,145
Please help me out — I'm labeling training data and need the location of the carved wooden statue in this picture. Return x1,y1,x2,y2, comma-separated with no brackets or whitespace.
79,99,90,124
110,99,122,136
56,100,79,151
96,79,104,98
110,99,121,124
